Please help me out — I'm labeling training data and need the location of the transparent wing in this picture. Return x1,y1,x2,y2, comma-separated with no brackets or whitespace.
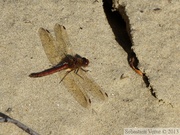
39,24,91,108
76,69,108,101
54,23,72,55
62,73,91,108
53,24,107,105
38,28,61,65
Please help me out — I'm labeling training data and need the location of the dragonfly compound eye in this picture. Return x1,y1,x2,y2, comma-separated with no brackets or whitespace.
82,58,89,66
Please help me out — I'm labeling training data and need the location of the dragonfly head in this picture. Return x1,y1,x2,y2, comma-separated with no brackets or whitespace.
82,57,89,67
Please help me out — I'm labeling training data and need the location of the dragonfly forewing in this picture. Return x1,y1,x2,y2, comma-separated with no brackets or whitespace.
53,25,107,101
62,73,91,108
54,23,72,55
74,69,108,101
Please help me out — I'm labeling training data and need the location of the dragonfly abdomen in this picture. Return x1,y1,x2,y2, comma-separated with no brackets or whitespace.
29,64,69,78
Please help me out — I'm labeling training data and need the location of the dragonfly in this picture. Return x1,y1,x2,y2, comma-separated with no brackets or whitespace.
29,24,108,108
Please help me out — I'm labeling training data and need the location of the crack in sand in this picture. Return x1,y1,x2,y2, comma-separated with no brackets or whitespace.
103,0,173,107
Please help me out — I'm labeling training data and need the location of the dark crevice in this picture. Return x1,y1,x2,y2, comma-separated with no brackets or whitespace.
102,0,158,99
103,0,132,54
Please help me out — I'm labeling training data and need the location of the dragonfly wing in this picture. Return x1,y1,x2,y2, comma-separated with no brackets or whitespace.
54,24,72,55
62,73,91,108
38,28,62,65
75,69,108,101
54,24,91,108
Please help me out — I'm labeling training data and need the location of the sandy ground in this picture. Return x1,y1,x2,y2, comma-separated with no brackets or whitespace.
0,0,179,135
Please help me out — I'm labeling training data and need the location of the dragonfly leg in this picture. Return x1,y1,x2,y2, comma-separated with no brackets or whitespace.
74,68,79,74
74,68,84,80
59,70,72,83
80,68,89,72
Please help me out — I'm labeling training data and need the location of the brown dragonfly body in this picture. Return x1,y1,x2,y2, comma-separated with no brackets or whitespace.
29,54,89,78
29,24,107,108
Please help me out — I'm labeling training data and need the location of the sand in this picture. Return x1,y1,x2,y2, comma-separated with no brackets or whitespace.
0,0,179,134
